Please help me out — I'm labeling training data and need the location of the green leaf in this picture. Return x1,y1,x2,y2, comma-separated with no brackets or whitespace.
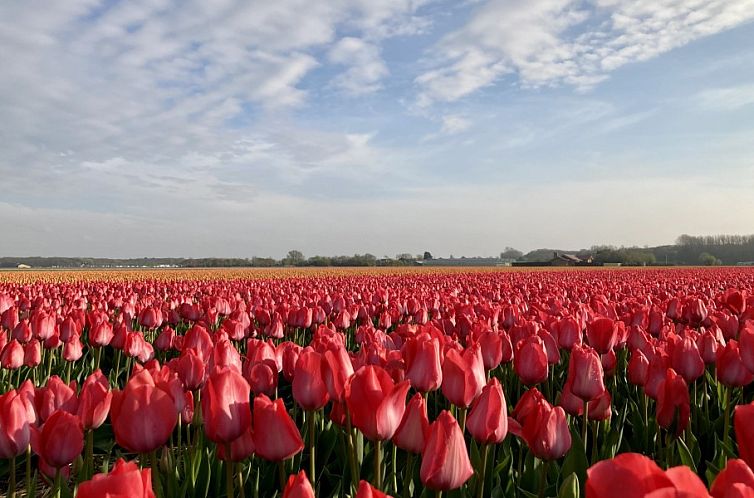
558,472,580,498
562,427,589,488
676,438,697,473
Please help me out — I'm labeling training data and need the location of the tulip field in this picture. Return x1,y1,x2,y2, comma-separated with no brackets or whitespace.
2,267,754,498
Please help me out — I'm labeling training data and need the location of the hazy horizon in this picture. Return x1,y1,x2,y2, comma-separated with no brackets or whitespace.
2,1,754,259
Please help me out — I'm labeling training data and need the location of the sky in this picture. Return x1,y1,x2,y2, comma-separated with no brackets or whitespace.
1,0,754,259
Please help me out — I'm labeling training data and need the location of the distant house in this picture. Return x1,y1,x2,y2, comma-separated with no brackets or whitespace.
17,264,31,269
550,252,583,266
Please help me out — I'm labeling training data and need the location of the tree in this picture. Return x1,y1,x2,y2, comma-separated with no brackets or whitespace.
698,252,721,266
396,253,414,261
283,250,305,266
423,251,433,260
500,247,523,260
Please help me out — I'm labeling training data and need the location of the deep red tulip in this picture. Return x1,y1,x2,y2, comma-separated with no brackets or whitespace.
292,349,329,411
555,317,582,350
36,375,78,422
736,402,754,470
77,370,112,431
346,365,410,441
441,344,486,407
76,458,156,498
656,368,690,436
671,336,705,383
587,389,612,421
420,410,474,491
586,317,618,354
90,321,114,347
521,398,571,460
514,335,549,386
283,470,315,498
216,426,255,462
628,349,650,387
0,389,32,459
23,339,41,367
567,344,605,402
404,336,443,392
110,369,179,453
477,330,504,370
175,348,206,391
711,459,754,498
246,360,279,397
355,480,391,498
201,366,251,444
466,377,508,444
586,453,678,498
717,340,754,387
252,394,304,462
739,323,754,374
31,410,84,469
1,339,24,369
392,393,429,454
323,345,354,403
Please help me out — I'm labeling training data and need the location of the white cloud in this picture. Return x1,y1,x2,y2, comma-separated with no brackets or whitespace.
696,83,754,111
328,37,390,95
440,114,472,134
417,0,754,104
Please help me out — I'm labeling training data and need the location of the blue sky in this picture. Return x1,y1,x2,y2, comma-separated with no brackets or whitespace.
1,0,753,258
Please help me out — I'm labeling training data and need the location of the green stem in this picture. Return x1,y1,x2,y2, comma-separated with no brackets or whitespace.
345,410,359,491
477,444,490,498
54,468,62,498
538,460,550,498
151,450,163,498
723,385,732,448
403,452,415,498
25,446,32,497
374,439,383,491
85,429,94,481
278,461,287,491
308,410,316,486
391,443,398,495
9,455,16,498
458,407,467,434
583,400,589,459
226,444,234,498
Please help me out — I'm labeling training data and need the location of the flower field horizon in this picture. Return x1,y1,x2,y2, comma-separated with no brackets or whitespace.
2,266,754,497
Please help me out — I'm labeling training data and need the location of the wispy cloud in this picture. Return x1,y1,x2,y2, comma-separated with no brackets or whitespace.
696,83,754,111
416,0,754,105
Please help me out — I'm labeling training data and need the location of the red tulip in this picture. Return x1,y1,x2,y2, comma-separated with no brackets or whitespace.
216,426,255,462
567,344,605,402
110,369,179,453
739,323,754,374
36,375,78,422
477,330,504,370
23,339,41,367
292,349,329,411
245,360,279,397
1,339,24,369
77,370,112,431
90,321,114,347
586,317,618,354
466,377,508,444
31,311,56,341
283,470,315,498
656,368,690,436
346,365,410,441
201,366,251,444
442,344,486,406
555,317,582,350
138,307,163,329
420,410,474,491
717,340,754,387
0,389,32,459
252,394,304,461
31,410,84,469
355,480,391,498
711,459,754,498
323,345,354,403
628,349,650,387
521,398,571,460
671,336,705,383
587,389,612,421
736,402,754,470
392,393,429,454
76,458,155,498
514,335,549,386
586,453,684,498
175,348,206,391
404,336,443,392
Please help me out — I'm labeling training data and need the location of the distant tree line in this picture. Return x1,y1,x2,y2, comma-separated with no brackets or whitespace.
2,234,752,268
